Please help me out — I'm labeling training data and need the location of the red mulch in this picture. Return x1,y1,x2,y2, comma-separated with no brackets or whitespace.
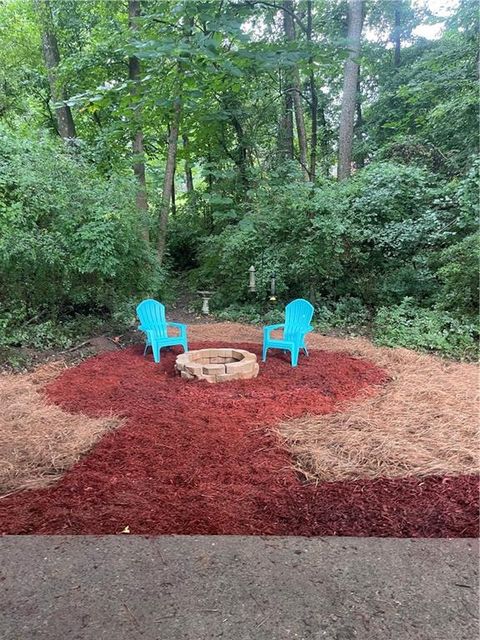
0,342,478,537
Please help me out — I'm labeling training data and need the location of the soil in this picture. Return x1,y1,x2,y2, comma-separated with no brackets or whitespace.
0,342,477,537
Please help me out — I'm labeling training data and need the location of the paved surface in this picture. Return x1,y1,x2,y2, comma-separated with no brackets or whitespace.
1,536,478,640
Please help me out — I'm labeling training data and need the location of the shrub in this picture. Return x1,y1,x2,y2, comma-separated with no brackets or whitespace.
373,298,478,359
215,303,284,326
0,130,167,347
197,161,453,307
315,297,370,333
435,233,479,317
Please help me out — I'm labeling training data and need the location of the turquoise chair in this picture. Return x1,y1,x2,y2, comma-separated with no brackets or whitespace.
262,298,314,367
136,299,188,363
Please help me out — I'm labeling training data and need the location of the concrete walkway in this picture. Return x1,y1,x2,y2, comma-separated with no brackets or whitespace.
1,536,478,640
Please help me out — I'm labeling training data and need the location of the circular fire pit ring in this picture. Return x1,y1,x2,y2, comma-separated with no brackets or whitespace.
175,349,259,383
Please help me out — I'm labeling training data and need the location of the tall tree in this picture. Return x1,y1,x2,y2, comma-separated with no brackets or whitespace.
277,71,294,161
393,0,402,68
283,0,309,179
34,0,76,141
354,74,365,168
157,89,182,264
156,10,195,265
183,135,194,193
337,0,364,180
171,165,176,216
128,0,149,242
307,0,317,181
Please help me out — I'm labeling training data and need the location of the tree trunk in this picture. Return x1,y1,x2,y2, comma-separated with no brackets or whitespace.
283,0,308,179
354,74,365,168
157,14,192,264
157,97,181,264
35,0,76,141
293,70,309,179
307,0,317,182
307,0,329,178
183,135,194,192
308,74,318,181
171,166,176,216
205,148,214,232
337,0,364,180
128,0,149,241
231,114,250,188
393,0,401,68
318,98,330,176
277,73,294,161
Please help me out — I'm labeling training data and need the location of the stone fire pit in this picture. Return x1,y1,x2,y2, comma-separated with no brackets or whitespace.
175,349,259,383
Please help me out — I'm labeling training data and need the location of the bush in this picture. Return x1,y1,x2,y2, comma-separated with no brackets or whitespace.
215,303,284,326
197,161,460,307
195,165,346,305
435,233,479,317
315,297,370,333
180,159,477,360
373,298,478,359
0,130,167,348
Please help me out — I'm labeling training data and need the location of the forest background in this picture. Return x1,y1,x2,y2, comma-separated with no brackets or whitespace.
0,0,478,363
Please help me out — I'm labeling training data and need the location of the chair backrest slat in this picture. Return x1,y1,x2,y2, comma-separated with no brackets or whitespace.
284,299,314,341
136,299,168,338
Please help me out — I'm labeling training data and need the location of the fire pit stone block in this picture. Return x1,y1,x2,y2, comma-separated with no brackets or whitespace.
175,348,259,383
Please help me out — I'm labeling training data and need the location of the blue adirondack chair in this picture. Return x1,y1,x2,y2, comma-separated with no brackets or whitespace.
136,299,188,363
262,299,314,367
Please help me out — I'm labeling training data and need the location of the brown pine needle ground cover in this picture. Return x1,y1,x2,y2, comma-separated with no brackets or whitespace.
0,362,120,496
191,323,479,482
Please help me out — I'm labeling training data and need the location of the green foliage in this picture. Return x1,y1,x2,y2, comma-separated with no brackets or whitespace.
0,130,166,348
373,298,478,360
435,233,479,317
197,160,476,309
194,163,344,304
0,0,477,362
366,3,479,175
190,158,478,358
315,297,370,333
214,304,284,326
430,160,479,316
167,195,211,271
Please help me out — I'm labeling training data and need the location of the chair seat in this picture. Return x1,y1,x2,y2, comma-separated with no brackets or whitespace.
265,338,295,349
149,335,185,345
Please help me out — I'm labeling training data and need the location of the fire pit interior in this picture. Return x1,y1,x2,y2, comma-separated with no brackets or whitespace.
176,349,259,383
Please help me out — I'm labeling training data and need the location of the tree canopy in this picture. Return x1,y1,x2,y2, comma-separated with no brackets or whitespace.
0,0,478,360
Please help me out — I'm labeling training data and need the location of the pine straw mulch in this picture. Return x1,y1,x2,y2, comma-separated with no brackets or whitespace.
190,323,479,482
0,362,121,496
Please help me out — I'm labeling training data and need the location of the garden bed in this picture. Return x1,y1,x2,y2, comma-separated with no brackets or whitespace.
0,332,477,537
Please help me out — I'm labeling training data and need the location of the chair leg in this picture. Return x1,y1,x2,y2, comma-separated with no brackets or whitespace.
291,348,299,367
262,344,268,362
152,341,161,363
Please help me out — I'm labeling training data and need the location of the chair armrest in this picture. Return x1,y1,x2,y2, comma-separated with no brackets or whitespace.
166,322,187,335
263,323,284,337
